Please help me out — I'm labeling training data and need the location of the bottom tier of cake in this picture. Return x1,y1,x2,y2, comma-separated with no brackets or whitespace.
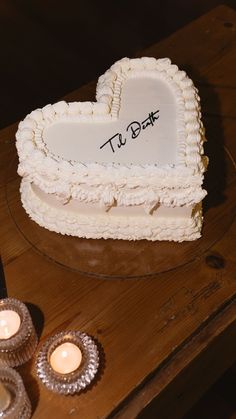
20,179,203,242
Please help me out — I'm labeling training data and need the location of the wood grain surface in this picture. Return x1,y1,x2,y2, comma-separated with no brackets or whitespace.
0,5,236,419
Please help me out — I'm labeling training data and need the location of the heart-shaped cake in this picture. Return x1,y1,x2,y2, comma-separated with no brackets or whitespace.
16,57,208,241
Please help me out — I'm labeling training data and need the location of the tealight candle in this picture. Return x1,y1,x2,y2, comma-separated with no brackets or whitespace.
36,331,99,395
0,382,11,412
0,310,21,340
50,342,82,374
0,366,31,419
0,298,38,367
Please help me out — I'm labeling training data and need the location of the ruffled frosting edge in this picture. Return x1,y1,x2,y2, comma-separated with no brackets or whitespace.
16,57,208,202
20,179,203,242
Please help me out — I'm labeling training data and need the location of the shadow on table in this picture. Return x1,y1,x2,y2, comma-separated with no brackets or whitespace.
26,302,45,339
184,65,227,212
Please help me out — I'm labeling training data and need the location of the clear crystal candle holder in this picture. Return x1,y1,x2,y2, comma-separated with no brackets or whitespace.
36,331,99,395
0,366,31,418
0,298,38,367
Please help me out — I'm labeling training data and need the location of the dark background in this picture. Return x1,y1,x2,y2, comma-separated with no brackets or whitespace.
0,0,235,129
1,2,236,418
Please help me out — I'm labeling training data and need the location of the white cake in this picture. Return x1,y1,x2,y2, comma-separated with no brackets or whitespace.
16,57,208,241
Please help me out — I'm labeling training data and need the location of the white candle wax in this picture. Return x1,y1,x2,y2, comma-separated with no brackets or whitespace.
50,342,82,374
0,382,11,412
0,310,21,340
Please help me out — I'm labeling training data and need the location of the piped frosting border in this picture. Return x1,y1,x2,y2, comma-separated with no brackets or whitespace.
21,179,202,242
16,57,208,209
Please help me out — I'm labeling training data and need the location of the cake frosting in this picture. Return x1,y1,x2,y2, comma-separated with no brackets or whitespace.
16,57,208,241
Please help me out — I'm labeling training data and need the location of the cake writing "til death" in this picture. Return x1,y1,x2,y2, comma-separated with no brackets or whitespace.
16,57,208,241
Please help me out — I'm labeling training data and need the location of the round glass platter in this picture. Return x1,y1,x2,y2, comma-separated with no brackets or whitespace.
5,141,236,279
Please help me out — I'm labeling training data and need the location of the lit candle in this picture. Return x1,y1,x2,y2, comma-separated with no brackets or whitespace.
0,310,21,340
0,382,11,412
50,342,82,374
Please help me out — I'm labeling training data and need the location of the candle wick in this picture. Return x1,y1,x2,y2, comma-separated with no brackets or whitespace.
62,351,68,358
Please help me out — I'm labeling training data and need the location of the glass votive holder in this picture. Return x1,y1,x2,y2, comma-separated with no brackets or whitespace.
0,298,38,367
0,366,31,418
36,331,99,395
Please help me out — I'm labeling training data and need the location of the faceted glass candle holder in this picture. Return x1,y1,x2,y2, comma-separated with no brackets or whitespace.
36,331,99,395
0,298,38,367
0,366,31,418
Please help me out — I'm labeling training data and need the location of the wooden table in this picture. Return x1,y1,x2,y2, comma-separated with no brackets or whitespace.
1,5,236,418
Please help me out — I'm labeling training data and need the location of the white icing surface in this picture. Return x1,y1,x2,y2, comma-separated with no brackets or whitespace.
16,57,208,241
44,76,177,164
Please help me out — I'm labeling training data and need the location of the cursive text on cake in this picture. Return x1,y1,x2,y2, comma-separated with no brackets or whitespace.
99,109,160,153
